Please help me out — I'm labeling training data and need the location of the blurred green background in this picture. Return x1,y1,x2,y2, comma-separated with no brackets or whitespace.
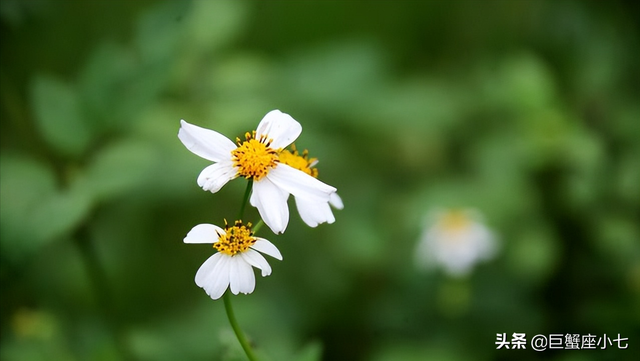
1,0,639,360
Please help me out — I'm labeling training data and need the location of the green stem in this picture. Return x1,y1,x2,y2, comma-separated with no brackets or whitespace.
252,220,264,235
237,179,253,221
223,292,259,361
223,179,259,360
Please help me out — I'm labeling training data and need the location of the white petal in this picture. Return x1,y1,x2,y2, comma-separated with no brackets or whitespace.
240,249,272,277
229,256,255,295
195,252,223,285
255,110,302,149
267,164,336,202
178,120,236,162
251,238,283,260
414,234,434,270
196,253,230,300
472,224,497,260
295,197,335,227
184,224,225,244
329,192,344,210
250,177,290,234
240,263,256,294
197,162,237,193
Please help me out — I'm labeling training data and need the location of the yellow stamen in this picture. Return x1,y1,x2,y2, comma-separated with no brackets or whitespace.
278,144,318,178
231,131,279,181
214,220,257,256
438,210,472,241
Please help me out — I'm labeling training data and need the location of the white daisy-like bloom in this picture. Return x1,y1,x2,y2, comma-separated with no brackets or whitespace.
178,110,337,234
415,209,497,277
184,220,283,300
278,145,343,227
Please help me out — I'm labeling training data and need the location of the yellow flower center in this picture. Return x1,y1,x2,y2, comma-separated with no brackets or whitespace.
278,144,318,178
438,210,472,239
214,220,257,256
231,131,279,181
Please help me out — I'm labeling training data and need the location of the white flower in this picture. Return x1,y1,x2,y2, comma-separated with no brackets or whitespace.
278,145,343,227
415,209,497,277
178,110,337,234
184,220,283,300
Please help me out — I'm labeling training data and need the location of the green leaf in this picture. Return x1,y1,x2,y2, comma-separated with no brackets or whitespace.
78,139,159,201
281,41,386,112
78,41,171,132
31,75,91,155
295,341,323,361
30,75,91,157
77,42,135,130
31,188,93,243
507,224,560,283
184,0,247,51
134,0,189,63
1,154,56,259
0,155,92,261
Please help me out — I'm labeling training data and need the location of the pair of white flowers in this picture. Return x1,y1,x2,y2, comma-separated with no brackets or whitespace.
179,110,342,299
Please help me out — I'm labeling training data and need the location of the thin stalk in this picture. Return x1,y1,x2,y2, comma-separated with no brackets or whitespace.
252,220,264,235
223,292,258,361
237,179,253,221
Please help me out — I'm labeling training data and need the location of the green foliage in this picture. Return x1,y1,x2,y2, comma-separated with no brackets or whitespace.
31,75,92,157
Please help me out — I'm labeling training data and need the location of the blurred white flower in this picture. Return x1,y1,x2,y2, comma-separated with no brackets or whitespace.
184,220,283,300
178,110,337,234
278,145,343,227
415,209,497,277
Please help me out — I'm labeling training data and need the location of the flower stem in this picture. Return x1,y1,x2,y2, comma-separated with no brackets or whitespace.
237,179,253,221
225,179,259,360
252,220,264,235
223,292,259,361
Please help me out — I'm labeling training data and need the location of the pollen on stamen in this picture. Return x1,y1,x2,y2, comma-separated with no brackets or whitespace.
278,144,319,178
213,220,256,256
231,131,279,181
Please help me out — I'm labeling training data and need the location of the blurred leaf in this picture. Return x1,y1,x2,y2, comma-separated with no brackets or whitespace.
593,215,639,263
211,55,273,97
480,53,557,112
612,105,640,145
78,42,133,115
77,139,160,202
563,127,604,172
0,309,75,361
78,41,172,131
502,54,557,111
280,41,386,112
134,0,189,64
184,0,247,51
77,42,137,131
31,187,93,243
31,74,91,157
0,155,91,261
360,79,464,133
517,108,573,168
332,212,387,270
615,147,640,203
129,302,227,360
371,342,467,361
295,341,323,361
506,224,560,283
437,280,471,317
0,337,74,361
470,129,528,183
